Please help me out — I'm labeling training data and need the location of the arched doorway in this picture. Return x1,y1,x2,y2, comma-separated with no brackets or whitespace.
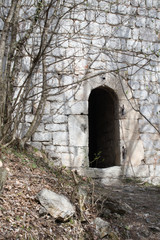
88,86,120,168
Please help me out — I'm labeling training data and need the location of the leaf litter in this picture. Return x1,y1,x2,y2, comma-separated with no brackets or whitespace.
0,146,160,240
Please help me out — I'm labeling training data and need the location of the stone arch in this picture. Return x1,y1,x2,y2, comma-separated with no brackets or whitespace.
88,86,120,168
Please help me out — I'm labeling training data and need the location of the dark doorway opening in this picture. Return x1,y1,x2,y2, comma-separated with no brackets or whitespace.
88,87,120,168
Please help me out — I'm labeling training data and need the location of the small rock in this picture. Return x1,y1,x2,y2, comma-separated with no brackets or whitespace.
94,217,110,238
0,168,8,193
0,161,3,167
36,188,75,221
39,206,48,217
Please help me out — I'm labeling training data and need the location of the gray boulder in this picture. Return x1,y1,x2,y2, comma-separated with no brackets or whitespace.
36,188,75,221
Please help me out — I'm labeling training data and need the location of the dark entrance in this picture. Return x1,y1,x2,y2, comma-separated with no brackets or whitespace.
88,87,120,168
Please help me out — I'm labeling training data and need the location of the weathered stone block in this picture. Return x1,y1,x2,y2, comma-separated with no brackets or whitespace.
68,101,88,115
149,165,160,177
53,132,68,146
137,7,147,16
149,9,157,18
139,28,157,42
53,115,68,124
122,139,145,166
96,12,106,24
61,153,74,166
146,0,152,8
148,177,160,185
99,1,110,11
118,5,127,14
61,75,73,85
120,119,140,140
107,38,121,50
111,4,118,13
75,83,90,101
45,123,67,132
61,147,89,167
36,123,45,132
45,145,56,152
0,19,4,30
92,37,105,48
68,115,88,147
85,10,96,21
22,56,31,72
123,165,150,178
128,80,140,90
79,166,122,179
133,90,148,100
149,94,159,104
88,22,100,35
99,24,112,36
132,28,139,39
140,134,154,150
146,18,156,29
139,119,157,134
152,0,159,8
135,17,146,27
114,26,132,38
30,142,42,150
131,0,139,7
18,123,30,138
32,132,52,142
25,114,34,123
154,104,160,116
107,13,121,25
43,101,51,114
41,115,53,123
155,141,160,150
47,151,62,160
127,6,137,15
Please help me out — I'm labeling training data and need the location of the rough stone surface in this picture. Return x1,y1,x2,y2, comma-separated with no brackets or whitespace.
68,115,88,147
36,188,75,221
81,166,122,179
123,165,150,178
32,132,52,142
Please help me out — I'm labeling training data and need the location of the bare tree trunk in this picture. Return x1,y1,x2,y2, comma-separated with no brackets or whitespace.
0,0,20,138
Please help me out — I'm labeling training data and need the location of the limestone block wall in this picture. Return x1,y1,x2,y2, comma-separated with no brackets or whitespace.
15,0,160,182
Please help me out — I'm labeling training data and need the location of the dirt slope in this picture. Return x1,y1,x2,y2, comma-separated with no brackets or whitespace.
0,146,160,239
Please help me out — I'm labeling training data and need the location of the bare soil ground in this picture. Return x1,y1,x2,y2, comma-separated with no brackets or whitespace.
98,183,160,240
0,146,160,239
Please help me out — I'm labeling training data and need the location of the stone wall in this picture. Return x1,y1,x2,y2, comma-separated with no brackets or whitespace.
11,0,160,183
